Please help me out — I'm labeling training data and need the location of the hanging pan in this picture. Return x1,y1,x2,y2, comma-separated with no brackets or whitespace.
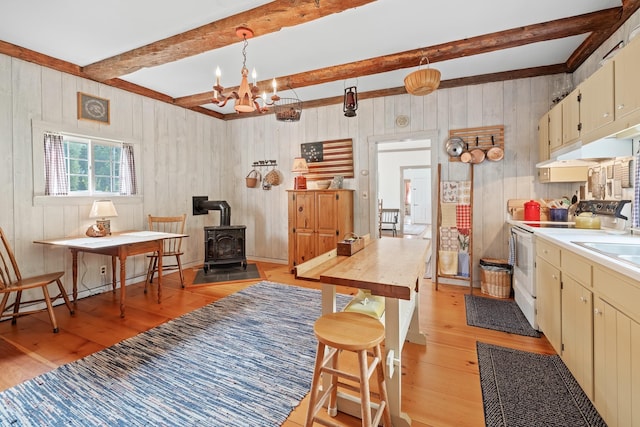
470,137,485,164
445,137,464,157
486,135,504,161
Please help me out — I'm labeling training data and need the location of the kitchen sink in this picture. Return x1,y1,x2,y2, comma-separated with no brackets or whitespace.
573,241,640,268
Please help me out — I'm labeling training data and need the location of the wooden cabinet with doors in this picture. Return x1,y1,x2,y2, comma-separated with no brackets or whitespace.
548,102,563,152
560,87,581,147
287,189,354,271
580,59,614,137
560,250,594,400
614,37,640,126
535,238,562,353
593,264,640,427
538,112,550,162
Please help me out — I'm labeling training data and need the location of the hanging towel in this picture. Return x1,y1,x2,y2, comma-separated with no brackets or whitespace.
457,180,472,205
438,250,458,275
456,204,471,231
441,181,459,203
441,203,457,227
439,227,459,251
458,252,470,277
508,231,516,266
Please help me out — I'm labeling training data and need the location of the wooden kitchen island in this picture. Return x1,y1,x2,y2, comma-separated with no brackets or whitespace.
296,236,430,427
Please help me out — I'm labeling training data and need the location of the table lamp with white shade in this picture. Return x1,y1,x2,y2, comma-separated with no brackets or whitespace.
291,157,309,190
89,200,118,235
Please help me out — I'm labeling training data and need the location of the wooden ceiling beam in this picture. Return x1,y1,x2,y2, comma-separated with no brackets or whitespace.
81,0,376,81
176,8,620,108
222,63,569,120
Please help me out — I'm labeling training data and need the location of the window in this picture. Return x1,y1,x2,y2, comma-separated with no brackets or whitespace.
63,135,121,195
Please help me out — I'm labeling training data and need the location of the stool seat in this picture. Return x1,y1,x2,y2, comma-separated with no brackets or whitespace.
305,311,391,427
314,311,385,351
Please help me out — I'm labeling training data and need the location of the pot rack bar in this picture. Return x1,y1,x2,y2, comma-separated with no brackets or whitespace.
448,124,504,162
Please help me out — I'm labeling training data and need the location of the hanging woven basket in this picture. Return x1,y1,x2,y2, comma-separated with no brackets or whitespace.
404,56,441,96
273,97,302,122
404,68,441,96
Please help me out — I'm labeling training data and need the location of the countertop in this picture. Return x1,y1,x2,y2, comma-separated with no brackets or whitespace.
508,219,640,281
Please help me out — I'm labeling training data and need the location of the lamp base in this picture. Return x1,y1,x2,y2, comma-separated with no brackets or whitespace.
294,175,307,190
96,219,111,235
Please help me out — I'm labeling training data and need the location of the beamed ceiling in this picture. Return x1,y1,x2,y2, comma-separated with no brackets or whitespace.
1,0,639,120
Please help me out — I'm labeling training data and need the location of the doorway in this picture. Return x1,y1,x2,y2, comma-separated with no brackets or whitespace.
368,131,436,237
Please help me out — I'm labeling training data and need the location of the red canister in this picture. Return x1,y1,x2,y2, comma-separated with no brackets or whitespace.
524,200,541,223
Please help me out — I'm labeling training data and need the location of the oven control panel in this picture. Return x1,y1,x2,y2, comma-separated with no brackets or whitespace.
575,199,631,219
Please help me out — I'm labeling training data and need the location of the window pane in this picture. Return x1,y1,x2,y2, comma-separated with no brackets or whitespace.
70,175,88,191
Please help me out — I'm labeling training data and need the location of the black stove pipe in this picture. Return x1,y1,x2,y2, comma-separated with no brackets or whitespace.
192,196,231,226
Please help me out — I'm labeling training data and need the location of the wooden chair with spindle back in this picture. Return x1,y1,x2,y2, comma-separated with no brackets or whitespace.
145,214,187,291
0,227,74,333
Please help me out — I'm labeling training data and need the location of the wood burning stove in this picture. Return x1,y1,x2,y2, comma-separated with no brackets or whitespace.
193,197,247,273
204,225,247,273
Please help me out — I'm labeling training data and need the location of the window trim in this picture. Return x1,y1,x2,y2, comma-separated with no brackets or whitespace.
32,120,143,206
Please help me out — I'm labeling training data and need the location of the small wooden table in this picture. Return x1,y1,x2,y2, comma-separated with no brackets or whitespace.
34,231,187,318
296,237,430,427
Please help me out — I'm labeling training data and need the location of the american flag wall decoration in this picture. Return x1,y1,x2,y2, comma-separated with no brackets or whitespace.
300,138,354,181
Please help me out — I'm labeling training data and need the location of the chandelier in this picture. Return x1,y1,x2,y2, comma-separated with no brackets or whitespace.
212,27,279,113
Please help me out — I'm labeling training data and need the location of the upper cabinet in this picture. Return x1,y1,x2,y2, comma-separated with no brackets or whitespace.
548,103,563,152
538,113,550,162
614,37,640,127
561,88,581,146
580,60,614,136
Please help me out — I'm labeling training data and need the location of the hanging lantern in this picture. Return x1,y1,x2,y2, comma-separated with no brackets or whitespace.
343,86,358,117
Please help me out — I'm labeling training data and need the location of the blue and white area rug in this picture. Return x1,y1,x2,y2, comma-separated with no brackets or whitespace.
0,281,350,426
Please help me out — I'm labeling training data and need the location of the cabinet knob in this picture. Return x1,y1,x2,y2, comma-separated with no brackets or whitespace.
580,296,586,303
617,104,625,110
594,308,602,316
603,112,610,118
298,206,304,212
552,274,558,280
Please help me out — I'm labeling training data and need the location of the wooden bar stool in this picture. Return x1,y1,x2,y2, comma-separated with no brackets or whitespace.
305,311,392,427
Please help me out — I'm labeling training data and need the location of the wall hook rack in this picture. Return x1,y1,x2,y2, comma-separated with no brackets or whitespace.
252,160,278,168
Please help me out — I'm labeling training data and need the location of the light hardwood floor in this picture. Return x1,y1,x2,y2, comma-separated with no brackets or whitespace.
0,262,554,426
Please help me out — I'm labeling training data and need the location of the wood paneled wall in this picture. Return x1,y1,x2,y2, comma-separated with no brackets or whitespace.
1,9,638,295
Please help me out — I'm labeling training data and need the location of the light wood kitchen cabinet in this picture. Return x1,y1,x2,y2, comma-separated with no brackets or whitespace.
560,251,593,400
287,189,354,271
580,60,614,137
548,102,563,152
536,239,562,353
560,88,581,146
614,37,640,125
538,166,588,183
538,113,550,162
592,265,640,427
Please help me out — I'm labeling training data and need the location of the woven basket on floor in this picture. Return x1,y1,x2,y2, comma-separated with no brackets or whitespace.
480,268,512,298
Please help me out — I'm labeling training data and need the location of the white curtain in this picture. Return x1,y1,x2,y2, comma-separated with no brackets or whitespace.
44,132,68,195
634,152,640,228
119,143,137,195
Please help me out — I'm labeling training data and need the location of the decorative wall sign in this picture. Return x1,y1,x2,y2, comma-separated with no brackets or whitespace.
300,138,354,181
77,92,110,124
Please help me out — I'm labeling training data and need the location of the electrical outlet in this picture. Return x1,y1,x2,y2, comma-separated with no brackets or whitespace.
100,265,107,276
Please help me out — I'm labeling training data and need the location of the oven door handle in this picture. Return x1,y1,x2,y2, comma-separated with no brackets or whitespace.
510,229,518,268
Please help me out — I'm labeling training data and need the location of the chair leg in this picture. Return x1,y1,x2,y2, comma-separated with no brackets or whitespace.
144,255,157,294
176,255,185,288
374,344,392,427
12,290,22,325
0,293,9,319
357,349,373,426
41,285,60,333
305,341,326,427
55,279,75,315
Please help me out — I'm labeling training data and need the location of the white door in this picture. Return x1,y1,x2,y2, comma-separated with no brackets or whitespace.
411,176,430,224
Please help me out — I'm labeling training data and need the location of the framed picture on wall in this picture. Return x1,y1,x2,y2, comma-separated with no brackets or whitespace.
77,92,110,124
